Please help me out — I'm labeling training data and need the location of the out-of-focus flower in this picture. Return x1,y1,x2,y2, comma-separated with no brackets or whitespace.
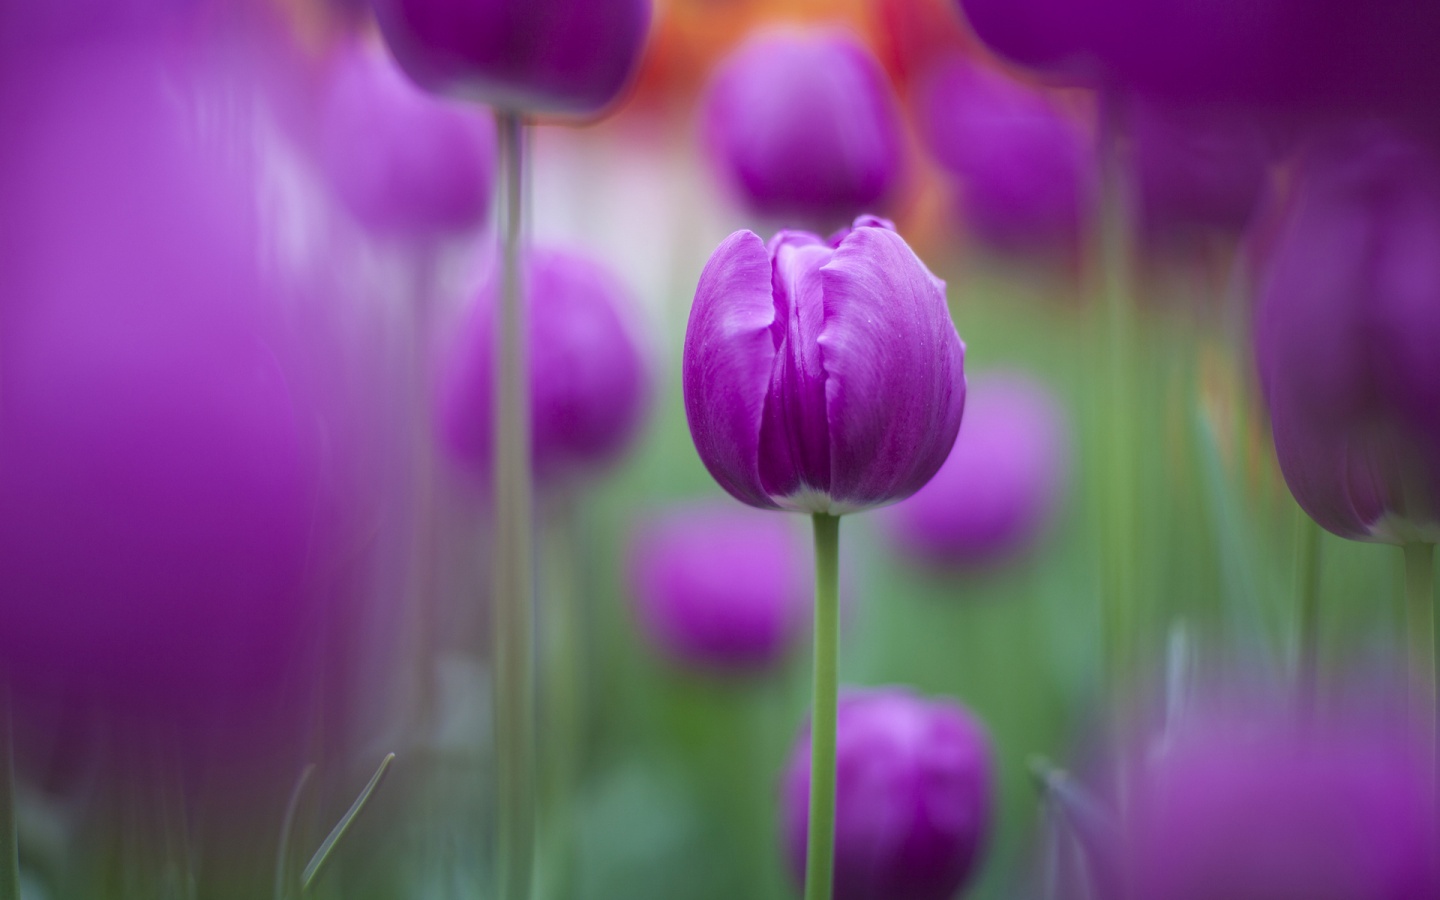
438,245,650,489
955,0,1440,116
781,688,993,900
879,372,1068,568
913,56,1090,255
684,215,965,516
701,28,906,229
1126,708,1438,900
628,504,809,674
867,0,973,92
367,0,652,117
0,0,199,50
1131,99,1273,248
1255,128,1440,543
317,39,495,239
0,36,384,739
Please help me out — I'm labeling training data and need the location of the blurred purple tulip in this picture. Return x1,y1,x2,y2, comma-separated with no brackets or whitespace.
684,216,965,516
879,372,1068,568
628,504,809,674
781,688,993,900
702,28,906,229
1131,99,1274,247
914,56,1090,254
1127,709,1439,900
956,0,1440,115
438,245,650,489
1255,128,1440,543
317,39,495,239
368,0,651,117
0,37,383,739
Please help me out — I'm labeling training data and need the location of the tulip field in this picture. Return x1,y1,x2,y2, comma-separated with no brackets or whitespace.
1,1,1439,899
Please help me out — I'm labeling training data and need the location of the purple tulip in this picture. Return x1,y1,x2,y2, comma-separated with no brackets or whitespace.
0,38,375,731
367,0,651,117
684,216,966,516
628,504,809,674
1126,711,1438,900
702,28,906,229
1255,128,1440,543
913,56,1091,254
879,372,1068,568
317,40,495,238
438,245,649,488
1130,99,1274,247
781,688,993,900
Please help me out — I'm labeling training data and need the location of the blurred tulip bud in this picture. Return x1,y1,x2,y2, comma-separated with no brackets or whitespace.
879,372,1068,568
628,504,809,674
0,36,386,747
1131,99,1274,248
438,245,650,489
367,0,652,117
684,216,965,516
781,688,993,900
1255,128,1440,543
914,56,1090,255
702,28,906,229
1126,706,1439,899
317,39,495,239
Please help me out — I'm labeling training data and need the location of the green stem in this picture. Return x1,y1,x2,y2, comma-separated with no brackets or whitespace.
1293,512,1321,720
0,687,17,900
1097,94,1138,759
494,109,535,900
803,513,841,900
539,506,582,900
1404,542,1436,761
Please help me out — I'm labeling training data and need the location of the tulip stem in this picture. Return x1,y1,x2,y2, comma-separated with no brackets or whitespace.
1404,542,1436,764
1294,511,1322,722
804,513,841,900
494,109,535,900
0,687,17,900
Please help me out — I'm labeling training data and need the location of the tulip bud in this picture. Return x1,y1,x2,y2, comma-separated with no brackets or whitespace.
367,0,652,117
1130,99,1273,248
1126,708,1439,899
913,56,1090,255
1255,128,1440,543
702,28,906,229
781,688,993,900
438,245,650,489
879,372,1068,568
317,39,495,239
684,216,966,516
627,504,809,674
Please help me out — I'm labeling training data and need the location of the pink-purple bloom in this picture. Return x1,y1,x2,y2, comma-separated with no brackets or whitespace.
1126,709,1439,900
317,39,495,238
913,56,1091,254
702,28,906,229
684,216,966,516
628,504,809,674
1131,99,1274,248
439,245,650,489
781,688,993,900
879,372,1068,568
368,0,651,116
1255,128,1440,543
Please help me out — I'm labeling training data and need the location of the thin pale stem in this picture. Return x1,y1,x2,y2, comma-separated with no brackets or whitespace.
493,109,535,900
1294,512,1322,722
803,513,841,900
539,506,582,900
1405,542,1436,766
0,687,17,900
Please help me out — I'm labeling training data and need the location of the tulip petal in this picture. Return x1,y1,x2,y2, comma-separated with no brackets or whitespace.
684,229,781,509
818,224,966,512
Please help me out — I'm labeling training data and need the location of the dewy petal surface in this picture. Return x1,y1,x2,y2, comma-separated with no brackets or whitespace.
819,224,966,512
684,230,781,509
758,232,835,504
